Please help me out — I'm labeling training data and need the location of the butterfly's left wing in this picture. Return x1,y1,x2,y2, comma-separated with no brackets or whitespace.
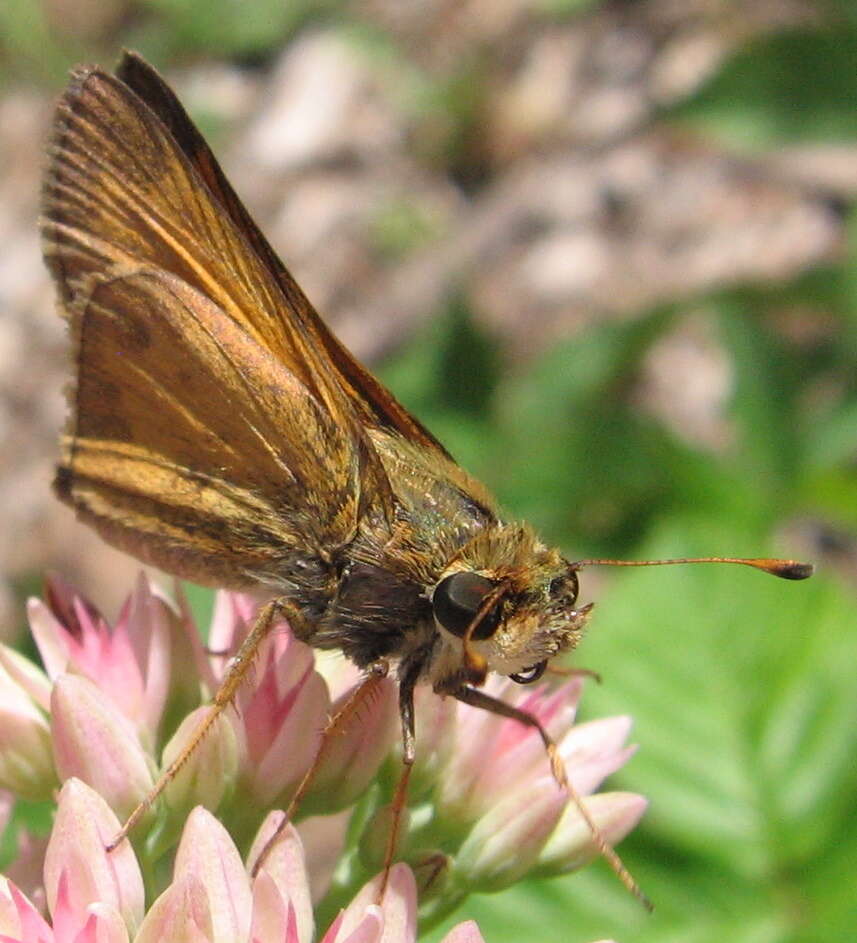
42,61,391,586
114,51,452,459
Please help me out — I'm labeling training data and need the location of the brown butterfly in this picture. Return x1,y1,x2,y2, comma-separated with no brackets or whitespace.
41,51,811,905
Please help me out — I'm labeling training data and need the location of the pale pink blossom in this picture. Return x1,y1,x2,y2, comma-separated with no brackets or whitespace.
50,676,154,822
43,778,144,939
0,649,54,799
160,704,240,821
418,675,646,889
233,630,330,809
28,575,172,749
0,577,647,938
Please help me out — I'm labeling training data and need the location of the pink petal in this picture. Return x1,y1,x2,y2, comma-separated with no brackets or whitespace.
326,864,416,943
240,637,318,762
50,676,153,821
536,792,648,874
240,638,330,807
249,873,299,943
559,716,635,795
0,641,52,712
456,778,567,890
0,878,53,942
52,869,81,940
172,807,253,940
495,678,581,754
207,591,258,662
373,865,415,943
248,816,313,943
43,779,144,938
296,812,350,904
134,873,213,943
447,678,583,817
71,904,130,943
29,575,174,744
439,680,509,811
27,582,86,681
319,909,383,943
308,677,398,811
440,920,487,943
311,652,362,702
115,574,172,737
336,911,384,943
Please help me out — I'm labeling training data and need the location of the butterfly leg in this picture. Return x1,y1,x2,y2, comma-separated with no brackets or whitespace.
450,685,652,912
250,659,390,877
376,663,420,900
107,595,299,851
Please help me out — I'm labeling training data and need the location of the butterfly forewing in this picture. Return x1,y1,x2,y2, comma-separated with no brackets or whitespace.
116,52,449,456
43,66,327,395
40,59,399,586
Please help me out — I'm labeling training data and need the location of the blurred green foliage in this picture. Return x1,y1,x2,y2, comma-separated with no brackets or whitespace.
672,27,857,146
4,2,856,941
389,294,856,943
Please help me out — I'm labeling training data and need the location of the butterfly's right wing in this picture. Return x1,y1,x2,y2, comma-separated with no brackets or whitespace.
52,266,365,588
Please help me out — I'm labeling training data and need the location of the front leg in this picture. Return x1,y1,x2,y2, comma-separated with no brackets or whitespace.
376,657,423,898
446,683,652,912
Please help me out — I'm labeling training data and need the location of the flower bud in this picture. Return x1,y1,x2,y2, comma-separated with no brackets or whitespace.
0,652,55,799
248,814,313,943
50,675,154,822
162,705,239,819
308,676,398,814
44,779,144,938
321,863,416,943
440,921,487,943
29,574,177,751
235,633,330,808
534,791,648,876
137,807,252,943
455,777,567,892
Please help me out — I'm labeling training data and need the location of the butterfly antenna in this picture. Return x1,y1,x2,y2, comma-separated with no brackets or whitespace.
573,556,813,580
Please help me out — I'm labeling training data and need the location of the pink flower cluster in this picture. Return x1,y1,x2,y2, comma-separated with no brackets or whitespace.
0,574,646,940
0,780,485,943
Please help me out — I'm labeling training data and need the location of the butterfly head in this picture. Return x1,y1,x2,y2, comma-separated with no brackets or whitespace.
429,527,592,688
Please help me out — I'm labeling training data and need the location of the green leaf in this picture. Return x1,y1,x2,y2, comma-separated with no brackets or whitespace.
181,582,215,640
671,28,857,146
136,0,326,57
575,519,856,939
716,301,803,519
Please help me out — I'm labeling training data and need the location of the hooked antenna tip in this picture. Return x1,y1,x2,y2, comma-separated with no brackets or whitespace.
762,560,814,580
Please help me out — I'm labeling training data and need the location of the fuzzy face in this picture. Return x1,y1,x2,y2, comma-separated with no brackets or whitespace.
426,526,593,691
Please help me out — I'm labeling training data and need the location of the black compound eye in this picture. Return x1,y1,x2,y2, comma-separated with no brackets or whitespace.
433,572,502,640
510,660,548,684
549,570,578,602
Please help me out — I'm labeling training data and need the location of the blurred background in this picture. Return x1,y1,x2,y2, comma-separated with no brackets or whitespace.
1,1,856,941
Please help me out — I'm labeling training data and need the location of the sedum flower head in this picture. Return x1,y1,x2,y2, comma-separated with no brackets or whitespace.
0,576,647,939
0,780,485,943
